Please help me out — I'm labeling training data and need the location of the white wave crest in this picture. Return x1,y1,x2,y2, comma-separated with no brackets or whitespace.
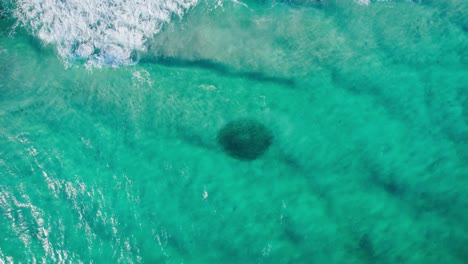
355,0,370,6
14,0,199,66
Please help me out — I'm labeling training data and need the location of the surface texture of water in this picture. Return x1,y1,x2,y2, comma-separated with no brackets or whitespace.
0,0,467,263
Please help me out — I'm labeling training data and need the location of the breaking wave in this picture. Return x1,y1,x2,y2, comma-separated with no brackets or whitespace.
13,0,199,66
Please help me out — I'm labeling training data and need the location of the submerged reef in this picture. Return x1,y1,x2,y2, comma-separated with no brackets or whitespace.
217,119,273,161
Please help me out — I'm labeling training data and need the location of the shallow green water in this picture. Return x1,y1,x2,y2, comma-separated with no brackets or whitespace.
1,0,467,263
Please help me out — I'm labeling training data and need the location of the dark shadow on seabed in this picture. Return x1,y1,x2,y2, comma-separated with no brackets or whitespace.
139,56,297,88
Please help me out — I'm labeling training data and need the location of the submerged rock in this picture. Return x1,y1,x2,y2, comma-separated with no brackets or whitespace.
217,119,273,161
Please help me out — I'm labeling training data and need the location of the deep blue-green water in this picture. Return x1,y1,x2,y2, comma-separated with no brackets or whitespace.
1,0,467,263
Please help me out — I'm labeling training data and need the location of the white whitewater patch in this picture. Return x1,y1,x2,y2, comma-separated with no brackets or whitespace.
356,0,371,5
14,0,199,66
355,0,417,6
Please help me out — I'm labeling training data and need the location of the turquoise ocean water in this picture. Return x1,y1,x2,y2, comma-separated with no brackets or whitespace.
0,0,467,263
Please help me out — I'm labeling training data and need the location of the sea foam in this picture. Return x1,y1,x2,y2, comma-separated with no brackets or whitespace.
14,0,199,66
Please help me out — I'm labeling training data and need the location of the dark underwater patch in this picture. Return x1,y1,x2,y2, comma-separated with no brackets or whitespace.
140,56,296,87
217,119,273,161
